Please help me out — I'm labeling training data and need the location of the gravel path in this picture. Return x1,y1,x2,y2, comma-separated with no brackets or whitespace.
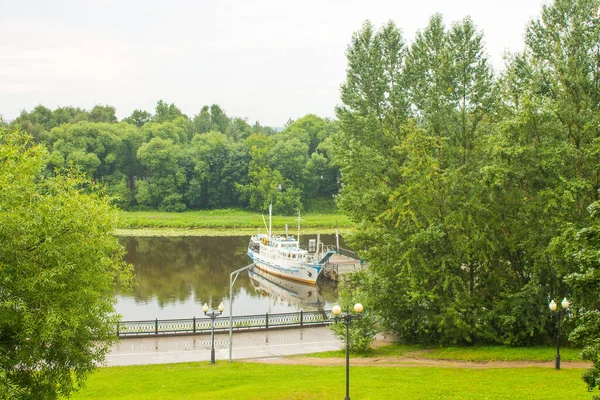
245,355,592,369
244,337,592,369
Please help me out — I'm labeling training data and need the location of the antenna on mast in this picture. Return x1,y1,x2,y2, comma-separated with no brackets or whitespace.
262,215,268,233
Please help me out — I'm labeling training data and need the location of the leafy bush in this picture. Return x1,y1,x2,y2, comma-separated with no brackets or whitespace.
329,270,378,354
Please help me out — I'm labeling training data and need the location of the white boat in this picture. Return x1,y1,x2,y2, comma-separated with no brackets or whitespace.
247,206,334,285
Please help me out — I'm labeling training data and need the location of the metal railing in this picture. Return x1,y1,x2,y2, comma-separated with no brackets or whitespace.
336,247,361,261
117,310,333,338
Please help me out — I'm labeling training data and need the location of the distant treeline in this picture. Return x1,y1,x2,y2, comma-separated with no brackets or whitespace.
5,102,340,213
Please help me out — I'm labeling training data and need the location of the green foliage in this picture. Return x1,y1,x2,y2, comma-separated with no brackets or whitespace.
153,100,185,123
336,16,510,345
334,1,600,354
89,105,118,123
187,131,247,208
329,271,378,354
11,101,337,212
304,197,338,213
122,109,152,127
11,105,88,142
0,128,132,399
136,137,188,211
566,201,600,398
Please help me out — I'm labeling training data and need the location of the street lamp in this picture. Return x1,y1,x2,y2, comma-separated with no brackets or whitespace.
203,302,224,364
548,297,571,370
332,303,363,400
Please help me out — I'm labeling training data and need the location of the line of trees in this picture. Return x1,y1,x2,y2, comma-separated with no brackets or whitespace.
7,102,341,214
334,0,599,394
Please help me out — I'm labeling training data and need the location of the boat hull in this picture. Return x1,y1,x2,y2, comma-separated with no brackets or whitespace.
248,250,322,285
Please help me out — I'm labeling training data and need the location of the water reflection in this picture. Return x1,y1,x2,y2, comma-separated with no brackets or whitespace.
116,235,341,320
248,269,326,311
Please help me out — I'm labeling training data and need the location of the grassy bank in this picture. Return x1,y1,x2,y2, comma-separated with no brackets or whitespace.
116,209,353,236
71,361,590,400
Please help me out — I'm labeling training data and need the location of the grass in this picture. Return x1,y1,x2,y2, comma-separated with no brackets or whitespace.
420,345,583,362
306,344,583,362
70,361,592,400
118,209,352,230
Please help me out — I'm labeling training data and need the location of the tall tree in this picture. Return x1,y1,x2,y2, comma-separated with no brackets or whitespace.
136,137,187,211
51,106,89,126
522,0,600,391
210,104,230,133
187,131,248,208
89,105,118,123
122,109,152,127
335,20,409,223
236,133,302,214
45,121,125,180
0,128,132,399
564,201,600,399
193,106,212,134
335,17,524,345
153,100,185,123
526,0,600,208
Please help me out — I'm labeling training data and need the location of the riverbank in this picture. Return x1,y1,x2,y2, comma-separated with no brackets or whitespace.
116,209,353,237
114,227,346,237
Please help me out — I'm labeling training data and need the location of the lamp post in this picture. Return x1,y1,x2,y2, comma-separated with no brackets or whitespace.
203,302,224,364
548,297,571,370
332,303,363,400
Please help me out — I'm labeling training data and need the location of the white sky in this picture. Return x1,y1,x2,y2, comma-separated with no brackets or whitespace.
0,0,548,127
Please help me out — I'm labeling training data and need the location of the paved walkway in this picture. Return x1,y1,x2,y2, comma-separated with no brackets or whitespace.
105,327,342,366
106,329,591,370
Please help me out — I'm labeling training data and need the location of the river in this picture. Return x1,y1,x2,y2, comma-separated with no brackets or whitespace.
115,234,343,320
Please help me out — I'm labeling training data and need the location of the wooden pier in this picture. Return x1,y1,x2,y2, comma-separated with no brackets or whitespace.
322,251,364,282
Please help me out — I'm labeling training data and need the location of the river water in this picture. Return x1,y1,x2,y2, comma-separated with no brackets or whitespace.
115,234,343,321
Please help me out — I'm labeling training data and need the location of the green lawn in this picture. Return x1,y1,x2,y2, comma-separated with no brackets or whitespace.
117,209,352,234
71,362,592,400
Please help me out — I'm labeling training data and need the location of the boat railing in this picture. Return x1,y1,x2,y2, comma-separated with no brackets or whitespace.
116,310,333,338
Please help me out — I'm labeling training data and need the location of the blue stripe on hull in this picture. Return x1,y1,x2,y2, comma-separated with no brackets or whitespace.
248,252,321,285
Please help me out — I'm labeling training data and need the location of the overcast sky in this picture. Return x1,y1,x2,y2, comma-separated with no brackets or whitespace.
1,0,548,127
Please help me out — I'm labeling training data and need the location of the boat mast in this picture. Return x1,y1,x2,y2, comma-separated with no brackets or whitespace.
297,209,301,244
269,203,272,238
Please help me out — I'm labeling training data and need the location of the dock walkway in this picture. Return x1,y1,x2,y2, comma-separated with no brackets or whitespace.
322,253,365,282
